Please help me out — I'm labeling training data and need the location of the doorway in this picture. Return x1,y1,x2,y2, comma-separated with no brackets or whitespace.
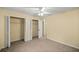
10,17,25,43
32,20,38,39
5,16,25,48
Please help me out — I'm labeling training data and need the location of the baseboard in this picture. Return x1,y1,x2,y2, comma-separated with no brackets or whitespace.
0,46,5,51
38,36,47,40
32,36,38,38
47,37,79,49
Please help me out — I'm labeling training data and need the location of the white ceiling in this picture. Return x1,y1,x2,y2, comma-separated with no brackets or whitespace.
2,7,79,17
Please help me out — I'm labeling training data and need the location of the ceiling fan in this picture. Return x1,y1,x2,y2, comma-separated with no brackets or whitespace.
37,7,51,16
25,7,51,16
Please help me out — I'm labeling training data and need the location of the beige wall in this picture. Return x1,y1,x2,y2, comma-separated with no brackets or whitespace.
45,9,79,49
0,8,39,49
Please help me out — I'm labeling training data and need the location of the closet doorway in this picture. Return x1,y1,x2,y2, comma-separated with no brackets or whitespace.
5,16,25,48
10,17,25,43
32,20,38,39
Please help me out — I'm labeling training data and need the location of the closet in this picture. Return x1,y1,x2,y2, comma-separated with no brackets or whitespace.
32,20,38,38
10,17,24,42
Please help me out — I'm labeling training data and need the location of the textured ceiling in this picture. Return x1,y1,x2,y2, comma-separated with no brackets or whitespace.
2,7,79,16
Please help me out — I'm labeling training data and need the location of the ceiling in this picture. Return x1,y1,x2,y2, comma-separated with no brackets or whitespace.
2,7,79,17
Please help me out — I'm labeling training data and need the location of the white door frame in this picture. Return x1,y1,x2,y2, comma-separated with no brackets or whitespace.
5,16,27,48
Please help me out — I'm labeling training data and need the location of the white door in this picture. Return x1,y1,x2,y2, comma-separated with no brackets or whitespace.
38,20,43,39
5,16,11,48
25,19,32,41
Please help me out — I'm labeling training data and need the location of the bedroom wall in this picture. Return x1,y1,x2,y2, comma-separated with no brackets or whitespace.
45,9,79,49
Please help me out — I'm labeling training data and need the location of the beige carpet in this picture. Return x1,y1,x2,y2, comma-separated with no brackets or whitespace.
1,38,79,52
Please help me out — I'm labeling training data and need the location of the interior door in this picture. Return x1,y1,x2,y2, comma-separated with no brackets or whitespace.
5,16,11,48
38,20,43,38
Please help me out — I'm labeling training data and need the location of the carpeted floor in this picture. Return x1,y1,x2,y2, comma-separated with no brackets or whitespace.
1,38,79,52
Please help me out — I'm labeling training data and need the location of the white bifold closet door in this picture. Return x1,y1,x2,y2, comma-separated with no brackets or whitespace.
5,16,10,48
38,20,43,39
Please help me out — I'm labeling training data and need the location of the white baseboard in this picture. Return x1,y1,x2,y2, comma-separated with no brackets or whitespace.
47,37,79,49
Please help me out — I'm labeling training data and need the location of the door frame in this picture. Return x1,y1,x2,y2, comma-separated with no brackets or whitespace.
5,16,26,48
31,19,44,39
